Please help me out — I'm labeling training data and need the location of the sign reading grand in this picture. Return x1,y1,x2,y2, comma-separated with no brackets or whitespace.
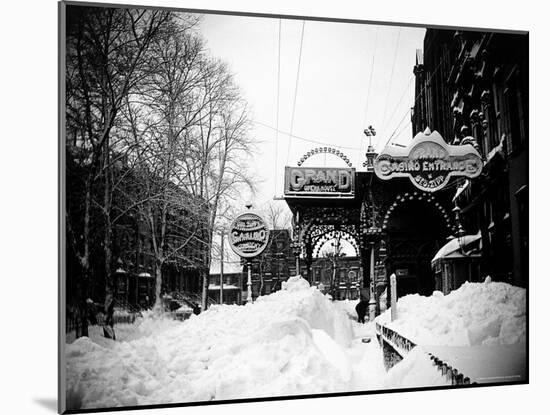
228,212,270,258
284,167,355,198
374,128,483,192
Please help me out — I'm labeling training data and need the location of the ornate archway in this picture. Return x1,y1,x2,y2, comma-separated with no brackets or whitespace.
312,229,359,258
381,192,454,297
381,190,455,234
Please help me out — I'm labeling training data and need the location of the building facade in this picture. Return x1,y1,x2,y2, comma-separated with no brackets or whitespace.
412,29,528,287
66,152,209,312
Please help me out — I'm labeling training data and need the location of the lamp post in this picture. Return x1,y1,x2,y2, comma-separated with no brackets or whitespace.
291,240,301,276
363,125,377,171
219,229,224,305
275,252,284,291
246,259,253,304
329,235,344,299
368,240,376,321
365,225,382,321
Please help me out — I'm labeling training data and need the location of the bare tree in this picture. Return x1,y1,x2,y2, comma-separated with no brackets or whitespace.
263,201,292,230
121,17,255,311
65,5,172,335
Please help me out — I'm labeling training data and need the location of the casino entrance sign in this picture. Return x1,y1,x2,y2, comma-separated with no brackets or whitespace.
374,128,483,192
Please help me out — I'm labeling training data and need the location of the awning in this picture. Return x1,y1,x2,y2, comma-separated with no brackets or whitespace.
431,232,482,265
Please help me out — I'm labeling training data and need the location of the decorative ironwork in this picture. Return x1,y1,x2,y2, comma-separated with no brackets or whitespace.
312,229,360,258
381,191,455,233
297,146,353,167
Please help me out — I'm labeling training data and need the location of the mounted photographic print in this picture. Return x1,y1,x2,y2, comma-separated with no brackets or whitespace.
59,0,528,413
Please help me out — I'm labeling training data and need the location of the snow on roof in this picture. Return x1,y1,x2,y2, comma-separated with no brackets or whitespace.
209,260,243,275
452,180,470,202
208,284,240,290
486,137,505,164
431,232,481,263
416,49,423,65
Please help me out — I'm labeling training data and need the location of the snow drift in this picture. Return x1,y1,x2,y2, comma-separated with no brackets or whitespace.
376,278,526,347
65,277,526,410
66,276,354,409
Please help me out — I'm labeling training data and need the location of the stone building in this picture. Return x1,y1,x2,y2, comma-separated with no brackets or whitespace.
412,29,528,287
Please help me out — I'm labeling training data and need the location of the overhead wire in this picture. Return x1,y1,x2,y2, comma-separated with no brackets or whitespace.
252,120,361,152
381,74,414,133
381,27,402,132
390,119,413,144
358,26,380,165
382,57,446,150
285,20,306,166
274,18,281,196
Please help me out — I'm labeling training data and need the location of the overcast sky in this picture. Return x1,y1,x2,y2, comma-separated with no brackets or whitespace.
198,13,426,268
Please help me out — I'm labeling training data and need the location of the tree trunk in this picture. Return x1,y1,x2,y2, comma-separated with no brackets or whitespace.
103,138,114,314
200,265,209,312
154,258,163,311
259,263,264,296
77,168,95,338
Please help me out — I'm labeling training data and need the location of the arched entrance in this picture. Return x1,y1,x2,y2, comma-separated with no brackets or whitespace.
382,192,454,298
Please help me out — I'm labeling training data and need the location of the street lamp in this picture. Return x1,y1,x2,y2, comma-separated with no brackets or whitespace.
291,240,301,276
365,225,382,321
363,126,378,171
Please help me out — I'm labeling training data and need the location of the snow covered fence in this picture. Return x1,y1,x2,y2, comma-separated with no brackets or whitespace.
377,318,474,385
375,278,526,385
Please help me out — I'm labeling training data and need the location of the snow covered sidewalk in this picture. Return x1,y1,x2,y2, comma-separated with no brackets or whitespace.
66,276,525,410
375,277,527,384
66,277,361,409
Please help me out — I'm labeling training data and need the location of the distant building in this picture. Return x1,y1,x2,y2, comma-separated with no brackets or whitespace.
66,151,209,310
211,228,364,303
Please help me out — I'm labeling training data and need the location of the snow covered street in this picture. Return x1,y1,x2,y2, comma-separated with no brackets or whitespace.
65,276,524,410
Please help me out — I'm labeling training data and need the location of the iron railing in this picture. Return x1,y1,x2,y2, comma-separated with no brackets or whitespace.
376,322,474,385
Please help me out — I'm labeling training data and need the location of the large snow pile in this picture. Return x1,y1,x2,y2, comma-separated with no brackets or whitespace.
376,279,526,347
333,299,360,321
66,276,355,410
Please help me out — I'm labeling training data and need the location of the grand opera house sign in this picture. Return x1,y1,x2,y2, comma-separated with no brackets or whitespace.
284,166,355,198
374,128,483,192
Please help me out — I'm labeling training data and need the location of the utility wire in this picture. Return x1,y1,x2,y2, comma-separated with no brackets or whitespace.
252,120,361,152
286,20,306,166
382,57,446,150
274,19,281,196
390,119,413,144
359,26,379,163
362,27,379,130
381,74,414,133
381,27,402,131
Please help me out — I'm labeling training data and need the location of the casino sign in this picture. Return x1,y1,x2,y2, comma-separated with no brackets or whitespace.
374,128,483,192
228,211,270,258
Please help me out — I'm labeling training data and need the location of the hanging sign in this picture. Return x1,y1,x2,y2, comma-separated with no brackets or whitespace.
374,128,483,192
228,211,270,258
284,167,355,198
